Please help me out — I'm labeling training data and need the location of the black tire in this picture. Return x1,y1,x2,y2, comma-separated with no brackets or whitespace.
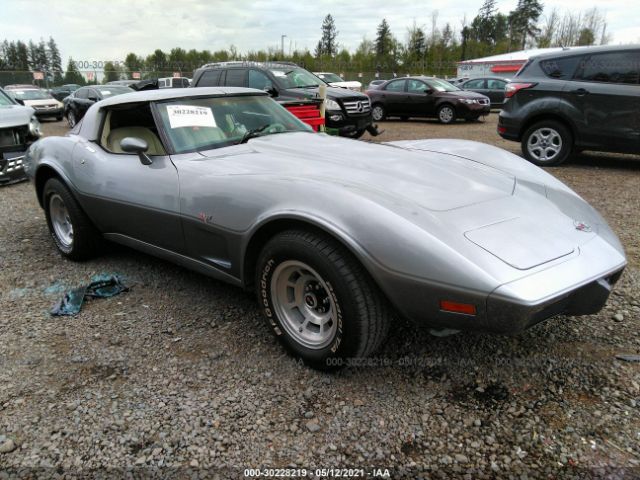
56,115,63,121
371,103,386,121
66,110,76,128
342,129,366,139
521,120,573,166
256,229,391,370
43,178,100,261
437,104,456,124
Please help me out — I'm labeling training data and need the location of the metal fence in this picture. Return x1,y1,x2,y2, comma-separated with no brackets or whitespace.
1,64,461,89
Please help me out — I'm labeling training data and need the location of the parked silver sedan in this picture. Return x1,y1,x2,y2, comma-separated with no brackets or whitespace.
24,87,626,369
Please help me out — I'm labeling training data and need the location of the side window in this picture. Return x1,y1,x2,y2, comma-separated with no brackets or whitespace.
464,79,485,89
407,79,428,94
384,80,406,92
75,88,88,99
574,51,640,85
248,70,273,90
487,79,506,90
197,70,222,87
540,56,581,80
224,69,247,87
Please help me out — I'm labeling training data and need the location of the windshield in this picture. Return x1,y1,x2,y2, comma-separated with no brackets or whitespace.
96,86,134,98
270,67,326,89
155,95,311,154
0,89,15,106
425,78,461,92
10,89,52,100
317,73,343,83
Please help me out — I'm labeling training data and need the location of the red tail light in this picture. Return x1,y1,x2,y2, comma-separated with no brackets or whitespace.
505,82,536,98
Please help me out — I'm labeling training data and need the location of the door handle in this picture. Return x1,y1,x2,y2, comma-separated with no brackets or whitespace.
570,88,590,96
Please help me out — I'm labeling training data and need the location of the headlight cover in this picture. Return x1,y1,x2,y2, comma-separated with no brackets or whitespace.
325,99,341,110
460,99,479,104
29,116,42,137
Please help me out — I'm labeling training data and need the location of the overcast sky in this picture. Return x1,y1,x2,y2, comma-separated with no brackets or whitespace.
1,0,638,66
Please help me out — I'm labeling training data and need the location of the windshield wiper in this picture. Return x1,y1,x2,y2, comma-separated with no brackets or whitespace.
293,84,320,89
239,124,272,144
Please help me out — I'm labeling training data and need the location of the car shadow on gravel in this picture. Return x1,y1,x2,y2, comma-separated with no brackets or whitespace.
566,152,640,170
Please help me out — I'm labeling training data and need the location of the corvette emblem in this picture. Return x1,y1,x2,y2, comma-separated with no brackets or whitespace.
574,220,592,232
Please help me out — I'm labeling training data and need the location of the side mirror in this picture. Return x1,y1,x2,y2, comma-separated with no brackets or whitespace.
88,96,98,102
264,86,278,97
14,98,25,105
120,137,153,165
424,89,433,95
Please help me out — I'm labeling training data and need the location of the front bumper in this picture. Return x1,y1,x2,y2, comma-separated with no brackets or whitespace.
325,111,373,135
33,106,63,118
457,102,491,119
0,150,28,185
373,234,626,334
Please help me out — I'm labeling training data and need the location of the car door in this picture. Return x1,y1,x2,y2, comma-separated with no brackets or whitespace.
71,88,92,117
71,107,183,252
406,79,437,117
486,79,507,106
567,50,640,153
379,79,407,116
461,78,487,97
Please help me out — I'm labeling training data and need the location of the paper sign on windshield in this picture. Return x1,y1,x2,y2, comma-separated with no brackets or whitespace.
167,105,216,129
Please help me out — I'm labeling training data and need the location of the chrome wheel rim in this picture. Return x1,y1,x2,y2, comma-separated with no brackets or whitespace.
372,106,384,121
49,194,73,248
439,106,454,123
67,112,75,128
527,127,562,162
270,260,337,350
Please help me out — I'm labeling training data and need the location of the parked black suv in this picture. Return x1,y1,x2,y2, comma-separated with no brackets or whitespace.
191,62,374,138
498,45,640,165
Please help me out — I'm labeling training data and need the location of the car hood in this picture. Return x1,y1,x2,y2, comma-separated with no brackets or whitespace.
288,85,368,100
0,104,34,128
24,98,60,107
195,132,515,211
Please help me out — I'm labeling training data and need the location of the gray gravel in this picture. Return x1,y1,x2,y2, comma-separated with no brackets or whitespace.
0,118,639,478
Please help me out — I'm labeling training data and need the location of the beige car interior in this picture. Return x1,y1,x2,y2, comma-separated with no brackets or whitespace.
101,110,167,156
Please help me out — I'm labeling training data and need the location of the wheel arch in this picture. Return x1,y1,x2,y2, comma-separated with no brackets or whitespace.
35,164,65,208
518,112,576,144
241,215,375,291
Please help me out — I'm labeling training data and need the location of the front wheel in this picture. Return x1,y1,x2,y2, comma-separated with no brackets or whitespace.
342,129,366,139
521,120,573,166
371,104,386,121
43,178,100,260
256,230,391,370
66,110,76,128
437,104,456,124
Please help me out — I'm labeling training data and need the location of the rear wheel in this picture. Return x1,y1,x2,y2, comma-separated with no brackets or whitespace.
43,178,99,260
256,230,391,370
371,104,386,121
437,104,456,124
521,120,573,166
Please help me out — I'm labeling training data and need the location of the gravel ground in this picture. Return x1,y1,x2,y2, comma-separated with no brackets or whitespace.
1,116,639,478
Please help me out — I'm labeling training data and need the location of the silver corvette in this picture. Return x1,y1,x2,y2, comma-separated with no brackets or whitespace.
24,87,626,369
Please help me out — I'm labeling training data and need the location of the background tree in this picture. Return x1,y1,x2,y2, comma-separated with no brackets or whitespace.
63,57,85,85
509,0,543,50
102,61,121,83
47,37,63,84
124,52,144,78
315,14,338,57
